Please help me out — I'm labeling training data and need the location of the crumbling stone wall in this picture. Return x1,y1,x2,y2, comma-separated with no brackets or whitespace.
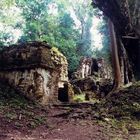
0,41,72,104
71,57,113,99
0,68,59,104
72,57,112,80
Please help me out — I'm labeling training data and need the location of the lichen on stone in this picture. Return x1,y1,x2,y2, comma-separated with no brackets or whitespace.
0,41,70,105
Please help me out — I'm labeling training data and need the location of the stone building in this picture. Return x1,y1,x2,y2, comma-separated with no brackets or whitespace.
71,57,113,98
0,42,73,104
72,57,112,80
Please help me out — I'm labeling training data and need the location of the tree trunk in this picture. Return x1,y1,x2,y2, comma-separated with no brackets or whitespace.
118,38,134,84
108,19,122,89
92,0,140,80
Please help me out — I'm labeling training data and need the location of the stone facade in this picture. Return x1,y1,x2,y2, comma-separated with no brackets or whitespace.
0,41,72,104
72,57,112,80
71,57,113,99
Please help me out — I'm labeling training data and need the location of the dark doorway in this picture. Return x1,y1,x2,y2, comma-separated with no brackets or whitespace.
58,83,69,102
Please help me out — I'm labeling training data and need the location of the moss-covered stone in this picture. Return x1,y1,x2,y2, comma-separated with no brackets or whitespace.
0,41,67,70
0,41,69,105
94,82,140,119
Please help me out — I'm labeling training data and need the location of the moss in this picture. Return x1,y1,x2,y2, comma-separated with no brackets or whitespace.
51,47,67,65
109,118,140,135
73,94,85,102
93,82,140,120
0,41,67,70
51,47,63,57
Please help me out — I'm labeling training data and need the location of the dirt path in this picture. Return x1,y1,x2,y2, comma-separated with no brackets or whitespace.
0,120,121,140
0,104,134,140
1,83,140,140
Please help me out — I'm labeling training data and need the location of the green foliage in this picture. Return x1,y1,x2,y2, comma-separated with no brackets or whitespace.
0,0,110,72
73,94,85,102
0,2,23,45
70,0,94,57
94,17,111,64
0,0,15,8
16,0,83,72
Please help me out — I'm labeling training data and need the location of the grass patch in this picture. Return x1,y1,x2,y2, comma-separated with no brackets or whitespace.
73,93,100,104
73,94,85,102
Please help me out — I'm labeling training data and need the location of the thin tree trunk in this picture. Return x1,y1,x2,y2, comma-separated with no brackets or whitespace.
120,56,125,84
118,38,135,84
108,19,122,89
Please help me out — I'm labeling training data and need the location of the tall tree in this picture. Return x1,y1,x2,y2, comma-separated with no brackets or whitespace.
109,19,122,89
70,0,94,56
92,0,139,86
17,0,81,72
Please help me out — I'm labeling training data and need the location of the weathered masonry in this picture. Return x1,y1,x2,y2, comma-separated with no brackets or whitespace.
0,42,73,104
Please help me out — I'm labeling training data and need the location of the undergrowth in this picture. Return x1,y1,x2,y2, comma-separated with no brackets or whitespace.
0,83,48,130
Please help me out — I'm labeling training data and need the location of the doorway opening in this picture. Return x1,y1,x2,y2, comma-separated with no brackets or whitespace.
58,83,69,102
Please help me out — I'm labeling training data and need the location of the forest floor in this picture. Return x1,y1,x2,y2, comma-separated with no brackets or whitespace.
0,82,140,140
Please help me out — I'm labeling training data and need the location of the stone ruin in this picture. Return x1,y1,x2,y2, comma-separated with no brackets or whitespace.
72,57,112,80
71,57,113,99
0,41,74,105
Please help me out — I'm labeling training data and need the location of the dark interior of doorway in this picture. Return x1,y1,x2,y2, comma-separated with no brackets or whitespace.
58,83,69,102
